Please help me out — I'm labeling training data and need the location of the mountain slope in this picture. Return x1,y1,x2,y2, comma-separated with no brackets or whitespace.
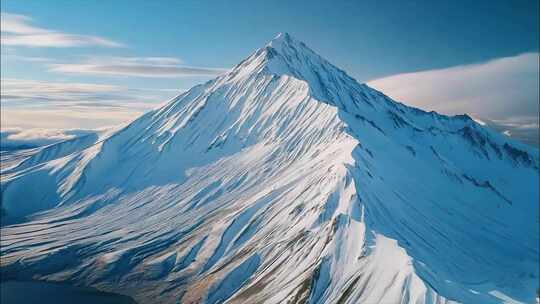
1,33,538,304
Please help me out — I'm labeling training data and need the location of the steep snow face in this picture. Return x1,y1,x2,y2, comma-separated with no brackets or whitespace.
1,33,538,304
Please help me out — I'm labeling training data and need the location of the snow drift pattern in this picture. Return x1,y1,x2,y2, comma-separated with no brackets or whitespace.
1,33,539,304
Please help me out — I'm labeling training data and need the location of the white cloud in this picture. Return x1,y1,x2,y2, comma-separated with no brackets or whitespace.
1,13,123,48
1,78,123,97
1,78,175,105
1,107,142,130
0,127,100,150
85,56,184,65
0,14,47,34
368,53,539,120
48,56,228,78
1,49,226,78
368,53,539,146
3,127,78,142
1,78,179,129
476,116,539,147
489,116,539,130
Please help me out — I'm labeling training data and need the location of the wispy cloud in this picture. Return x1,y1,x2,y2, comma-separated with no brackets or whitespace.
1,54,52,62
0,127,106,150
48,56,228,78
1,78,179,129
368,52,539,146
368,53,539,120
1,13,123,48
1,107,142,129
1,78,176,104
1,50,227,78
474,116,539,147
1,78,126,102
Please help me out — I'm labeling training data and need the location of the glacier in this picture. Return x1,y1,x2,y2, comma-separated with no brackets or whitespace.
1,33,538,304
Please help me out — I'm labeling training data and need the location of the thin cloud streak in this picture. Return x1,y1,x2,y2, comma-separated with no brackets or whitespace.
48,56,228,78
84,56,185,65
2,81,198,144
1,78,126,104
1,13,123,48
0,78,179,129
1,107,142,129
1,78,176,104
1,54,52,62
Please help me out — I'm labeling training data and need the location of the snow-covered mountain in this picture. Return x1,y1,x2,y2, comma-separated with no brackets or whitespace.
1,33,538,304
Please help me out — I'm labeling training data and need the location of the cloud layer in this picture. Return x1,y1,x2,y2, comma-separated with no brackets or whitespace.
0,127,99,150
1,78,124,100
1,78,178,129
1,78,175,105
368,53,539,120
47,56,228,78
368,53,539,146
477,116,539,147
1,13,122,48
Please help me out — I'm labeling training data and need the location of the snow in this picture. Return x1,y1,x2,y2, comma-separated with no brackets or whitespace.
1,33,538,304
206,254,261,304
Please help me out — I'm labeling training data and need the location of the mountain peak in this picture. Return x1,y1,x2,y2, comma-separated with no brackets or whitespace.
227,33,360,106
270,32,291,42
267,32,302,51
273,32,291,40
265,32,319,65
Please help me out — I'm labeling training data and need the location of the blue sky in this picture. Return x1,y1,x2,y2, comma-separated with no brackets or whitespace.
1,0,538,144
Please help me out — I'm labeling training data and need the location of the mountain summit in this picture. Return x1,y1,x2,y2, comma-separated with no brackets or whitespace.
1,34,538,304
